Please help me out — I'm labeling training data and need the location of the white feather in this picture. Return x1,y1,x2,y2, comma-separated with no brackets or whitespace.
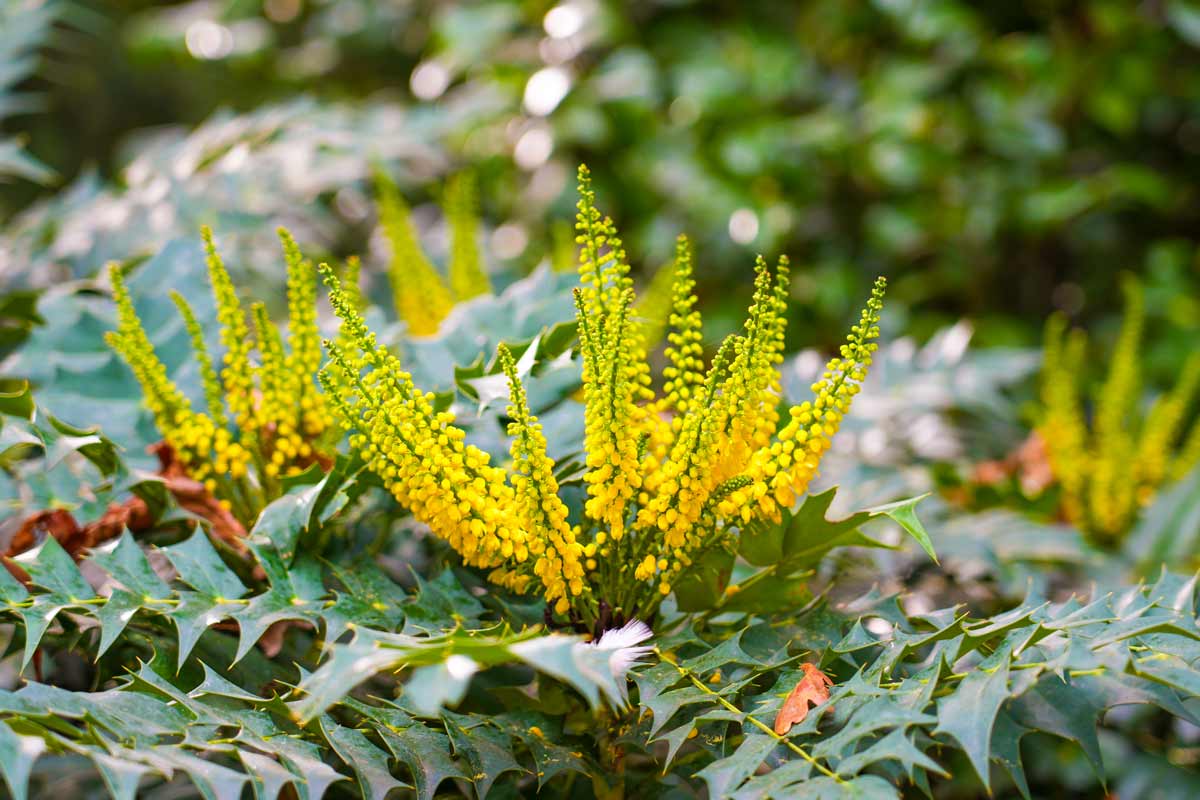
589,619,654,703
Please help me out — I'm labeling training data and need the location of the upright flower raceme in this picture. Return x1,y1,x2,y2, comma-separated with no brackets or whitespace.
318,268,587,615
377,170,492,337
323,167,887,628
1038,276,1200,545
107,227,336,525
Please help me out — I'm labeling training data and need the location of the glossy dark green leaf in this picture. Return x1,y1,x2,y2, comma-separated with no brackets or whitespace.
443,715,527,799
91,530,171,600
376,722,467,800
0,722,44,800
932,638,1015,789
673,544,735,612
320,718,407,800
694,733,778,798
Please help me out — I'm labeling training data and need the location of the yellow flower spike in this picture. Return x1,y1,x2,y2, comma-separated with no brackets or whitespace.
107,264,192,430
251,301,289,429
574,167,653,540
445,171,491,301
319,264,522,580
1038,315,1089,526
1088,276,1143,542
660,235,706,417
1138,350,1200,488
376,170,454,336
107,264,220,479
738,276,885,524
710,256,790,483
202,225,257,438
169,290,227,429
316,172,891,626
278,228,328,438
636,337,736,548
498,343,586,609
1174,412,1200,482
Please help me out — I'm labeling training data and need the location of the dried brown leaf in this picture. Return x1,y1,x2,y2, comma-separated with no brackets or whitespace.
773,663,834,735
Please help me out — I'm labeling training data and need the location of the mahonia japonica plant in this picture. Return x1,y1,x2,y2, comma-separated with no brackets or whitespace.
1039,275,1200,544
106,227,336,525
322,166,886,629
376,170,491,336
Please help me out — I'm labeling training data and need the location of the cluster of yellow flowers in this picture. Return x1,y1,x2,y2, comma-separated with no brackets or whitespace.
319,266,587,614
107,227,335,525
324,167,885,625
377,171,491,336
1039,276,1200,545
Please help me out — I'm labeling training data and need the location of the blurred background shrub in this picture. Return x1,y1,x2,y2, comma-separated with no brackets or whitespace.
4,0,1200,360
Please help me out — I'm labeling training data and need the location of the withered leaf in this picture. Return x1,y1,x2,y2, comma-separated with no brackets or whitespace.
773,663,834,735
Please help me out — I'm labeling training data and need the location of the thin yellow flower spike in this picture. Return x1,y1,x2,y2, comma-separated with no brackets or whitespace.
1037,284,1199,544
279,228,327,440
498,343,586,614
107,265,195,436
1088,277,1143,541
169,290,227,429
1038,314,1089,527
107,264,233,492
574,165,653,540
1136,350,1200,489
251,302,290,480
202,226,256,439
739,275,885,524
660,236,706,416
109,228,336,526
445,171,491,301
319,265,536,593
376,171,454,336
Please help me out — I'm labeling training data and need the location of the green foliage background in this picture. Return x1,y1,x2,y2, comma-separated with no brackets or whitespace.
6,0,1200,350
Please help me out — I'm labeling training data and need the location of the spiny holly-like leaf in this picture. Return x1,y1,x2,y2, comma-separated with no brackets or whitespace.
320,718,408,800
293,625,638,723
1010,675,1105,779
694,732,778,798
91,750,153,800
374,720,467,800
0,721,44,800
91,530,171,600
404,657,480,718
161,530,247,599
95,588,144,657
253,456,364,563
9,535,96,666
232,545,325,663
643,579,1200,795
834,728,946,781
162,532,249,667
238,748,302,800
442,713,527,799
495,715,590,789
739,488,935,571
932,636,1015,789
322,559,407,646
